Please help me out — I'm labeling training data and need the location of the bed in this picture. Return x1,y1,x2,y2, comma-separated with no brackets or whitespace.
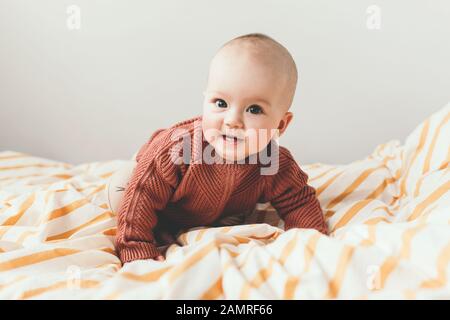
0,103,448,299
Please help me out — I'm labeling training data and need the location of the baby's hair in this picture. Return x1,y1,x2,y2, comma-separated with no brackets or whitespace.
221,33,298,109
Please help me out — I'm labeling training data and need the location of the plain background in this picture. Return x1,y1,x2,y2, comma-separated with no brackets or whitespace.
1,0,449,166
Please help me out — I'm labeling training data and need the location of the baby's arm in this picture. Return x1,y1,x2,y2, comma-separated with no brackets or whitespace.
266,153,328,235
114,144,178,264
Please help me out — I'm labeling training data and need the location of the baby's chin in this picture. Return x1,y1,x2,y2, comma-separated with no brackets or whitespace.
215,149,248,163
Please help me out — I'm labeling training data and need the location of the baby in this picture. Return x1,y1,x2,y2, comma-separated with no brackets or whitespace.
114,33,328,264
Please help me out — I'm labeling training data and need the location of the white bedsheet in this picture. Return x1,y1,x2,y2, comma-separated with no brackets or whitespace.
0,103,448,299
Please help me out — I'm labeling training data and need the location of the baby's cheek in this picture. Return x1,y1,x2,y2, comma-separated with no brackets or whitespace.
201,119,216,139
249,129,272,152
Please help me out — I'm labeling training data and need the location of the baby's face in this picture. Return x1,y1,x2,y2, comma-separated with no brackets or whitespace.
202,47,293,162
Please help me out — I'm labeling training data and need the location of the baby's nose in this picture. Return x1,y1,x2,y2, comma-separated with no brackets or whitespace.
224,113,244,129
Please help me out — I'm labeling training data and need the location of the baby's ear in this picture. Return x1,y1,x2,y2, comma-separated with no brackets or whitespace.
277,111,294,136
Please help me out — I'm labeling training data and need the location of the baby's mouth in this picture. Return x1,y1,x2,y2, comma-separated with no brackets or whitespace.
221,134,244,144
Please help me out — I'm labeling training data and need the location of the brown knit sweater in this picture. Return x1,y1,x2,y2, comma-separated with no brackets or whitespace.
115,115,328,263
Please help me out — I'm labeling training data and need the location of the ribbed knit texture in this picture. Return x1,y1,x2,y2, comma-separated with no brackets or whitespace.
115,115,328,263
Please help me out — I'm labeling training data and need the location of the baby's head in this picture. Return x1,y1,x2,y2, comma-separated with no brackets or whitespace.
202,33,298,162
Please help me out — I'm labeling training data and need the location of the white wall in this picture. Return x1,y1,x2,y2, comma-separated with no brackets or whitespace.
1,0,449,165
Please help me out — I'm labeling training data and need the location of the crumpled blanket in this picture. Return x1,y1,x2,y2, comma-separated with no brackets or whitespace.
0,103,448,299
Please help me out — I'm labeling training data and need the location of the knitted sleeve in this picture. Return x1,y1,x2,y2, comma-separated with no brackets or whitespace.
135,129,166,162
114,143,179,263
265,149,329,235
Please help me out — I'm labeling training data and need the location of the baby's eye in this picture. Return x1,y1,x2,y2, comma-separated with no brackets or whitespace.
215,99,227,108
247,104,263,115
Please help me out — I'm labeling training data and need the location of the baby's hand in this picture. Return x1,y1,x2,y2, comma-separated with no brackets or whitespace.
154,226,179,246
155,255,165,261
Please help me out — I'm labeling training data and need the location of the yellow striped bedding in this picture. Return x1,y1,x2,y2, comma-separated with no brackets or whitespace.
0,103,448,299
